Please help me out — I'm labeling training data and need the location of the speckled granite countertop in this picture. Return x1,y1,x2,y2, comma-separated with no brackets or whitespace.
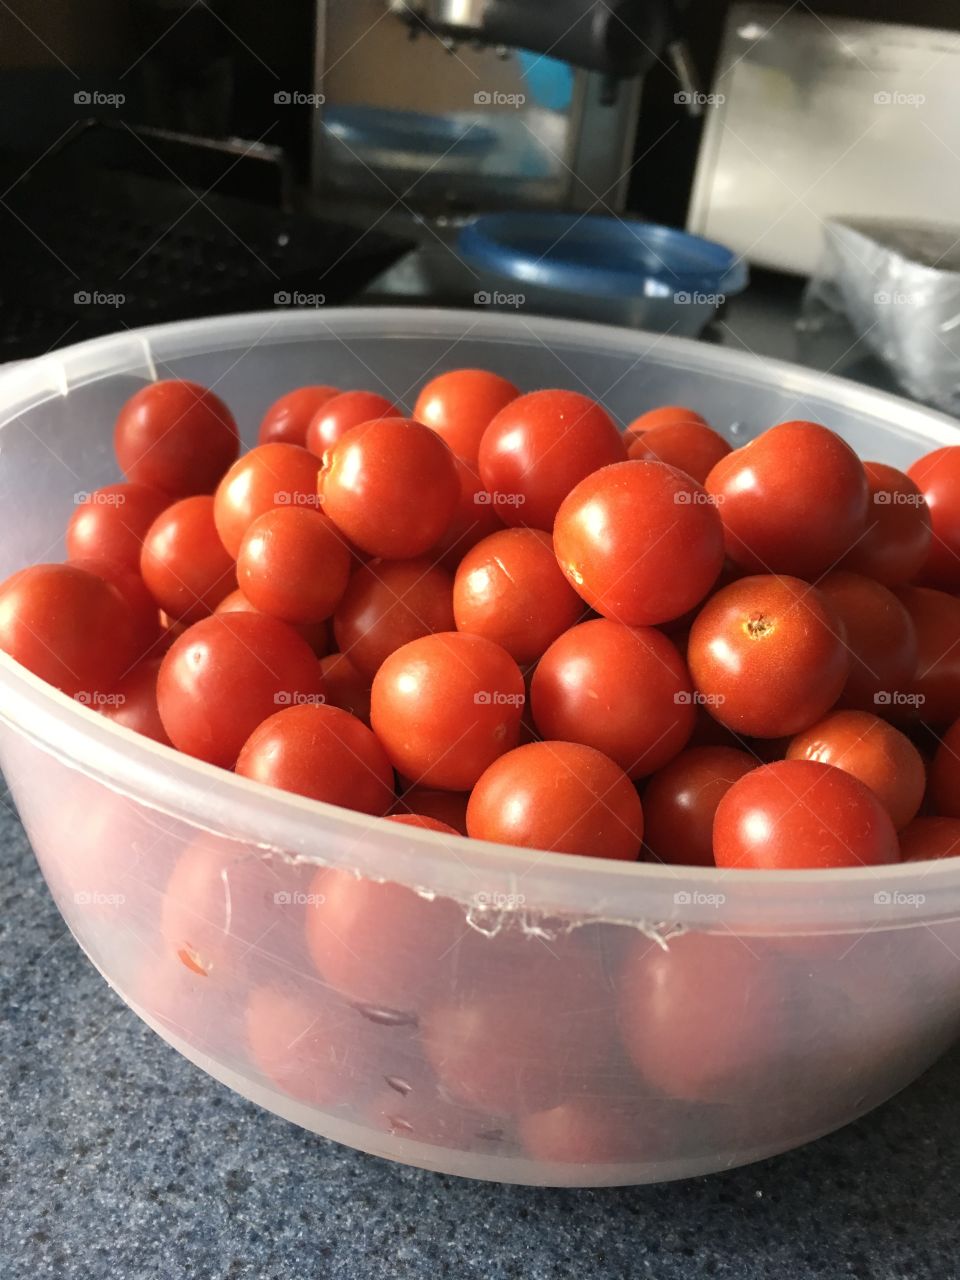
1,779,957,1280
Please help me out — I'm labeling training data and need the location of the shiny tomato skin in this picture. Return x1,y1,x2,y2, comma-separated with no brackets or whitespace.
908,446,960,591
318,651,371,722
787,710,925,830
370,631,524,790
930,717,960,818
900,816,960,861
66,482,171,573
258,385,339,447
114,379,239,497
531,619,695,779
432,454,505,571
157,612,323,767
840,461,932,586
333,557,455,679
553,460,725,626
68,556,165,660
895,587,960,727
624,405,710,440
236,702,394,815
215,588,330,655
817,571,917,712
305,390,400,457
414,368,520,463
713,759,900,869
466,740,644,861
320,418,459,559
642,746,756,867
477,389,626,530
140,494,236,623
392,785,469,834
627,420,731,484
237,506,351,624
453,528,583,664
687,575,850,738
705,421,869,577
213,443,322,558
101,658,171,744
0,563,136,697
386,813,461,835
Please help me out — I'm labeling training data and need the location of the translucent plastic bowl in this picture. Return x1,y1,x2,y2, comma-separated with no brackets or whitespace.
2,308,959,1187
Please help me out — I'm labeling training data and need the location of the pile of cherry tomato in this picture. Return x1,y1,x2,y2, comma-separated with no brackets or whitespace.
2,370,960,874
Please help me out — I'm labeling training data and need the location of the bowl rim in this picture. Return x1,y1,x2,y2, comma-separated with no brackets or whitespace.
1,306,959,932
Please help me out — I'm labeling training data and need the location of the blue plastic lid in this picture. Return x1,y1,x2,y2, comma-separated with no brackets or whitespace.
458,213,748,299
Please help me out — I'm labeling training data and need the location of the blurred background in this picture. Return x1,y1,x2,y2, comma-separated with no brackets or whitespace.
1,0,958,409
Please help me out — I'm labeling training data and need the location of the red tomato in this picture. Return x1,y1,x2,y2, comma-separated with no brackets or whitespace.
140,494,236,623
320,418,459,558
258,385,339,447
627,420,731,485
305,390,400,457
413,368,519,463
237,507,351,624
432,454,505,570
930,716,960,818
531,619,694,779
318,651,371,722
705,421,868,577
520,1099,653,1165
366,1076,503,1152
66,482,171,572
477,389,626,530
101,658,171,745
213,442,321,558
245,986,367,1107
619,932,785,1103
908,446,960,591
236,702,394,816
900,816,960,861
839,461,932,585
68,556,165,661
642,746,756,867
215,588,330,655
687,575,849,738
386,813,461,835
392,785,469,834
370,632,524,790
0,563,136,697
553,461,725,626
713,760,900,869
114,379,239,497
453,528,583,664
157,613,323,767
333,557,455,678
466,741,644,860
817,571,917,712
895,587,960,726
787,710,925,830
624,405,710,441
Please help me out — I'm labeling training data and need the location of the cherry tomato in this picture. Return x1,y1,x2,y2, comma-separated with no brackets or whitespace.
432,454,505,570
318,651,371,722
69,556,165,661
895,586,960,727
333,557,455,678
413,368,519,463
619,932,785,1103
387,813,461,835
705,421,868,577
624,405,710,442
467,741,643,860
453,528,583,664
66,482,171,573
245,985,364,1107
366,1076,500,1152
553,460,725,626
215,588,330,655
713,760,900,869
520,1099,652,1165
687,575,849,738
101,658,171,745
900,817,960,861
140,494,236,623
930,716,960,818
477,389,626,530
258,385,339,447
213,442,321,558
839,461,932,586
392,785,469,834
787,710,925,830
370,632,524,790
0,563,136,697
642,746,756,867
236,507,351,625
320,418,459,559
817,571,917,712
531,619,694,778
236,702,394,815
627,420,731,484
157,613,323,767
114,379,239,497
305,390,400,457
908,446,960,591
